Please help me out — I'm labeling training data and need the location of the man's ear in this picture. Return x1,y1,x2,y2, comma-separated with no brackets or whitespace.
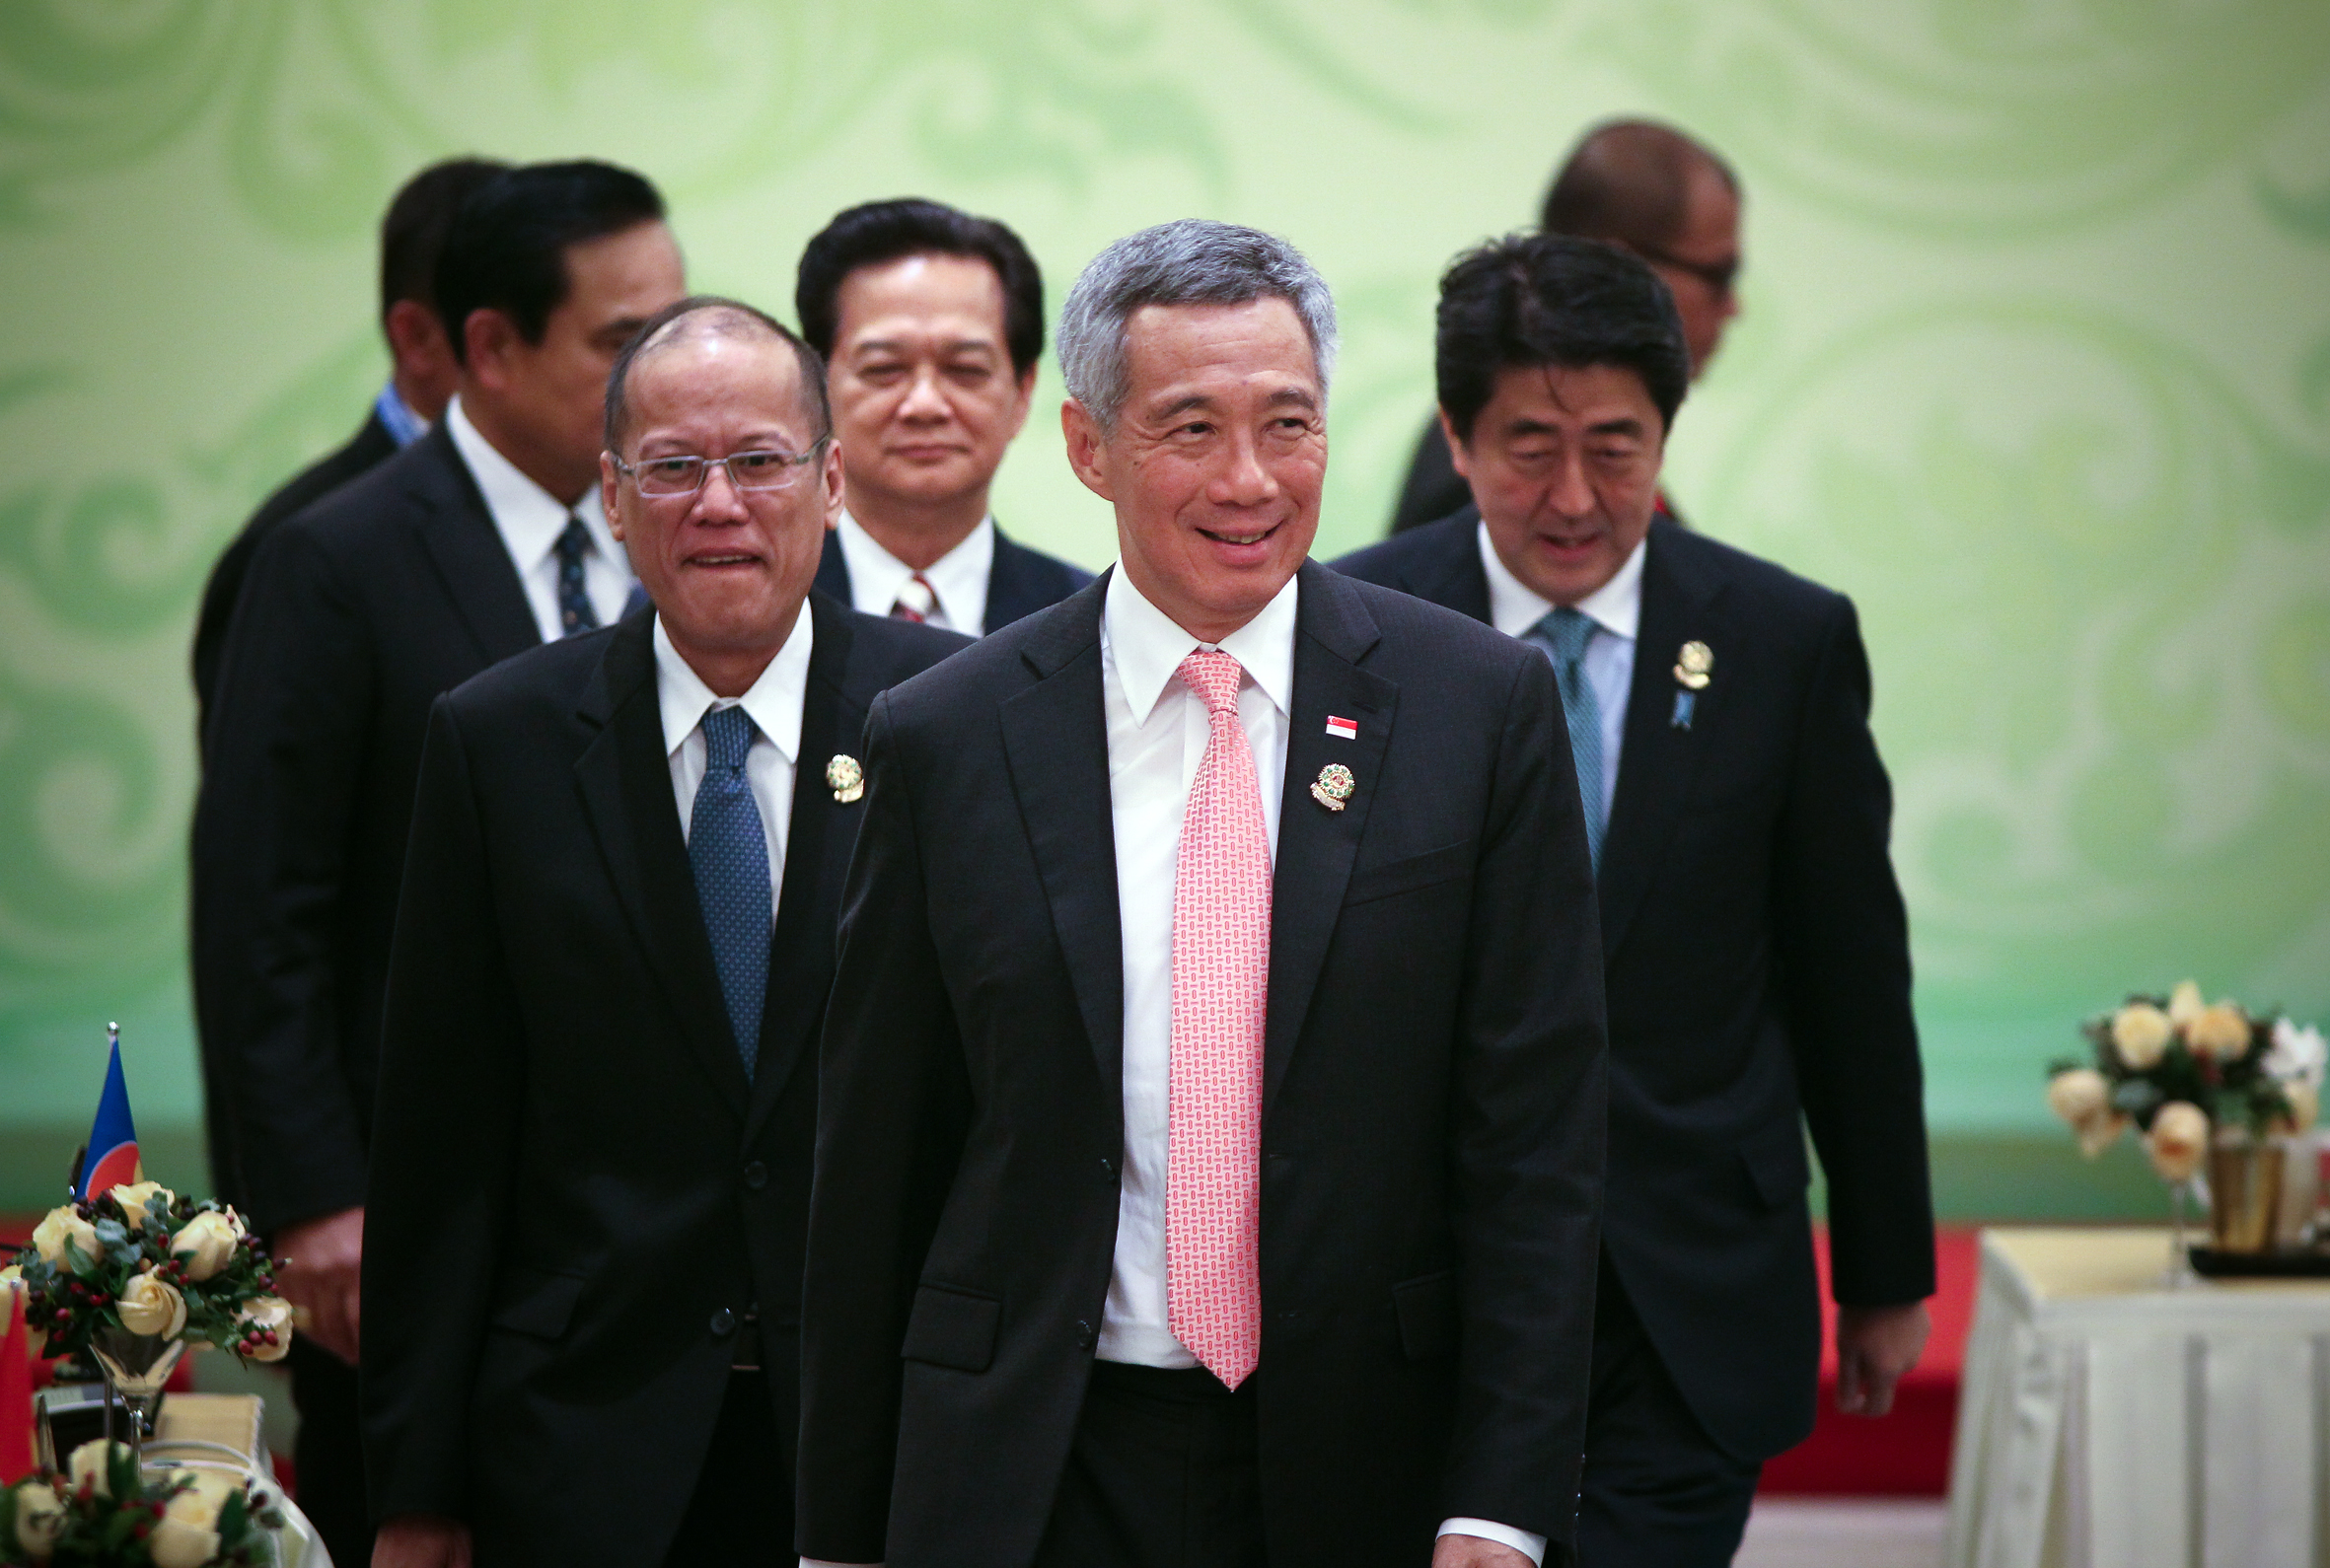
463,309,520,393
1060,399,1114,501
1438,408,1474,480
818,437,845,530
599,453,625,541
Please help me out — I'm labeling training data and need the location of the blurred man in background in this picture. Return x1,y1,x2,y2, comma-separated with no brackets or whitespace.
1388,119,1742,534
189,156,509,736
191,160,684,1568
1337,233,1933,1567
796,198,1090,633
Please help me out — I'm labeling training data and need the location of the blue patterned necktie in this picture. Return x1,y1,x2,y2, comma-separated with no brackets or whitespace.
690,706,770,1078
554,516,600,636
1528,606,1606,871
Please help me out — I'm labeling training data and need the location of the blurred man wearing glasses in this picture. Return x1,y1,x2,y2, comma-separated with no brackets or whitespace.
1388,119,1743,535
362,297,966,1568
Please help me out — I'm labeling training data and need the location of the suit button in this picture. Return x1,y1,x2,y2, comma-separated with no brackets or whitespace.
1074,1319,1097,1350
709,1308,737,1337
742,1160,768,1189
1098,1157,1116,1179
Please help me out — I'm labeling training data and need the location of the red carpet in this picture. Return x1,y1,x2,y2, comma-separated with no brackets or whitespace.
1759,1226,1978,1496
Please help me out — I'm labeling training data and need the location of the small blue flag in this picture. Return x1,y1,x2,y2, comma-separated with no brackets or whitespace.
75,1023,140,1201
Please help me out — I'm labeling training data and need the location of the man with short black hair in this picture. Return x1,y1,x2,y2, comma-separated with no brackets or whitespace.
1389,119,1742,534
363,297,966,1568
797,220,1606,1568
191,159,685,1568
190,155,508,735
795,197,1090,632
1337,233,1934,1567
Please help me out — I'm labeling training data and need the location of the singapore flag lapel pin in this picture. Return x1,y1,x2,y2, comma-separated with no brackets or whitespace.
1324,715,1358,741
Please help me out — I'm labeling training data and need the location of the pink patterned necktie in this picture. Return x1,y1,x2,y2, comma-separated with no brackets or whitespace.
1167,648,1269,1390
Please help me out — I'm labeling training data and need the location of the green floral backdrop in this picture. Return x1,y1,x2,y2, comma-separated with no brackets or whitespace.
1,1,2325,1207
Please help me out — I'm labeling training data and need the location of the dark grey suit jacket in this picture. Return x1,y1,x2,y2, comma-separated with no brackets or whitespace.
797,561,1608,1567
191,421,541,1232
812,522,1090,633
361,598,967,1564
1334,511,1935,1460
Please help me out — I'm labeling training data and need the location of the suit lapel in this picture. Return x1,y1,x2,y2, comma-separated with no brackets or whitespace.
983,527,1035,632
407,423,541,666
1264,563,1394,1115
747,595,855,1133
997,576,1126,1105
1408,508,1494,626
1596,520,1726,964
572,615,752,1119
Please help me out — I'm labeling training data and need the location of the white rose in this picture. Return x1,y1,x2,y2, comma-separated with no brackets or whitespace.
148,1515,221,1568
237,1295,294,1362
106,1180,175,1229
2265,1020,2327,1087
2111,1003,2174,1069
67,1439,130,1497
1,1264,46,1358
2047,1068,2111,1128
169,1210,242,1282
117,1270,188,1339
2077,1112,2132,1159
2186,1002,2252,1061
161,1469,239,1531
2146,1101,2210,1183
2167,979,2205,1028
30,1208,102,1274
10,1479,64,1557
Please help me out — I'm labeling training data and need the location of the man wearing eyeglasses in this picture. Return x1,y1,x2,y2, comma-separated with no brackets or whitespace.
1387,119,1743,535
362,296,969,1568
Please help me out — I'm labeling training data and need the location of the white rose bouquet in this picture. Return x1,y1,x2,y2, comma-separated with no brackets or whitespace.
0,1442,284,1566
6,1184,292,1368
2048,982,2315,1181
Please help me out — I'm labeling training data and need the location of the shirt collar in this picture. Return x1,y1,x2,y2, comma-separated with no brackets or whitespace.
444,394,622,576
835,511,996,634
1102,564,1298,728
1477,519,1645,643
375,383,429,448
652,606,814,765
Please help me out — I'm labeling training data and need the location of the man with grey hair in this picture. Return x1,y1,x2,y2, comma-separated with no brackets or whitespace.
797,221,1607,1568
361,295,966,1568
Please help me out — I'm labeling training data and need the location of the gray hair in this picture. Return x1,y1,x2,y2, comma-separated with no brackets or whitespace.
1057,219,1338,432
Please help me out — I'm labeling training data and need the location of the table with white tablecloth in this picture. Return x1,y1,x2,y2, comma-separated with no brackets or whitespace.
1945,1226,2330,1568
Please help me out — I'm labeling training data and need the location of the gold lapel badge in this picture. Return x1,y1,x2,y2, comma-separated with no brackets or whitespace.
826,754,865,805
1673,640,1713,690
1311,762,1356,813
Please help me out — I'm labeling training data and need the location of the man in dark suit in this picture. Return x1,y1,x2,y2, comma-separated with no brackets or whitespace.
796,221,1607,1568
190,156,508,737
1389,120,1742,535
1336,233,1934,1566
190,161,684,1568
363,298,967,1568
796,197,1091,631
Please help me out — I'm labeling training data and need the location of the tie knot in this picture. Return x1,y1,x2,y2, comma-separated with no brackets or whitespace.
1535,606,1595,665
702,705,757,770
555,515,593,566
1175,648,1245,716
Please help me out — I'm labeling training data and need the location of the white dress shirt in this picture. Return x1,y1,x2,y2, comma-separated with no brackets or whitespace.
1097,566,1296,1369
1480,521,1643,808
445,395,636,644
834,510,996,635
655,609,812,909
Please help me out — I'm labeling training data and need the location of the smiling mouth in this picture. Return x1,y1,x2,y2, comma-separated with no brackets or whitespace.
1198,521,1280,548
687,552,763,568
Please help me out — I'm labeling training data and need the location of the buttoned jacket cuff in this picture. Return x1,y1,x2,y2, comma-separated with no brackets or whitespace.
1438,1518,1547,1565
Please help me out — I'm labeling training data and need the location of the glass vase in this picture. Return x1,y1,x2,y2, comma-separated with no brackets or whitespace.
2206,1127,2289,1254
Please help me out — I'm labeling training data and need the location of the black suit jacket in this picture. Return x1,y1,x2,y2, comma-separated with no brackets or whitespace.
190,421,543,1232
796,562,1608,1567
812,521,1091,633
1334,511,1935,1460
361,599,967,1564
191,408,400,739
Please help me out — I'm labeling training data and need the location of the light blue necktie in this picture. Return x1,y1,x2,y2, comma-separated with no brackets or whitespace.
1528,606,1606,871
690,706,770,1078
